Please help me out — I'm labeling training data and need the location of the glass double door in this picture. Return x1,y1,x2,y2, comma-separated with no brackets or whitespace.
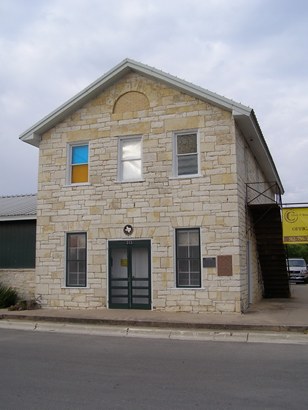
109,240,151,309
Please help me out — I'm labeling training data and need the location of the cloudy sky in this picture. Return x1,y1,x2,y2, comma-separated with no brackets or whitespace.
1,0,308,203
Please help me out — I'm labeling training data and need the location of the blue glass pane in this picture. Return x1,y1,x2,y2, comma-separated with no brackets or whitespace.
72,145,88,164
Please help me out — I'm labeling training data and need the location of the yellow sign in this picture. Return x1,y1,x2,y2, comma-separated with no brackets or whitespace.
120,259,128,267
282,207,308,244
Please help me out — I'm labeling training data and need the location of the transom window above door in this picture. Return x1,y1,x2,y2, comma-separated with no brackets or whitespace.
174,131,199,177
118,136,142,181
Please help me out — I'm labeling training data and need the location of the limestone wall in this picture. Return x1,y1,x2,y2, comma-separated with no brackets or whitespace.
35,72,247,312
235,125,275,310
0,269,36,300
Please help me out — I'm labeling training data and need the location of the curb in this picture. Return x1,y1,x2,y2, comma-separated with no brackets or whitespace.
1,319,308,345
1,313,308,334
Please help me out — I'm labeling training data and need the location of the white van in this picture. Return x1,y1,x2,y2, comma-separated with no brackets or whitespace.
287,258,308,283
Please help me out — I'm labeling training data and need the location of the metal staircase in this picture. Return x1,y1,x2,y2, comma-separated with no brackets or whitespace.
249,203,290,298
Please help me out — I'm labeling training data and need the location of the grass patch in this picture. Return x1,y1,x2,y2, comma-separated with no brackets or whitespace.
0,283,18,308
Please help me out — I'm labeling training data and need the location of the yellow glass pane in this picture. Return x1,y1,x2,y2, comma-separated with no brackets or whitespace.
71,164,88,183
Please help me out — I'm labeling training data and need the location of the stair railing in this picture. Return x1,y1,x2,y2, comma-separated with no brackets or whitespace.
246,182,282,207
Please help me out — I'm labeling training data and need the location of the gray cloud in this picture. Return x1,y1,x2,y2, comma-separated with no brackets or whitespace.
1,0,308,202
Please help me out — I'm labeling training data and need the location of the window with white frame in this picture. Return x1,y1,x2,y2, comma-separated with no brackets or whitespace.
174,132,199,176
119,136,142,181
176,228,201,287
68,143,89,184
66,233,87,287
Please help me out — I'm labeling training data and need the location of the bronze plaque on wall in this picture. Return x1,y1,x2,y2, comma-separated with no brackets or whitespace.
217,255,233,276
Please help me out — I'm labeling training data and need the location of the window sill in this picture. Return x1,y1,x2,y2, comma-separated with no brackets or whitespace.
169,174,202,180
64,183,91,188
115,179,145,184
169,287,204,290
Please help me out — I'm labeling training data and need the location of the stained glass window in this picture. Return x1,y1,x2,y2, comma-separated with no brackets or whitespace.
70,145,88,183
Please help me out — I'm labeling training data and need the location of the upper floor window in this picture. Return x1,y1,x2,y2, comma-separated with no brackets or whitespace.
69,144,89,184
174,132,199,177
118,136,142,181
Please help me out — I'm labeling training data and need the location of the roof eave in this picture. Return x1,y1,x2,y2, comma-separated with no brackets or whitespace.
20,58,252,146
21,132,41,147
233,110,284,194
0,215,36,221
125,60,252,114
19,60,134,146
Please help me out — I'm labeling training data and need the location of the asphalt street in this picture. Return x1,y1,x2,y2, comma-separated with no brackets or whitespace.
0,328,307,410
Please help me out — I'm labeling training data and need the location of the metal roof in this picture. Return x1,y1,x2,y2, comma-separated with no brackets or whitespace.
0,194,37,221
19,58,283,193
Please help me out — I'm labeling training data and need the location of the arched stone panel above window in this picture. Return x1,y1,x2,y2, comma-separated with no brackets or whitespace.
113,91,150,114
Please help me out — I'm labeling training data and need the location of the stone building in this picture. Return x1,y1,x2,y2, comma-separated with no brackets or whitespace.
19,59,289,312
0,194,36,299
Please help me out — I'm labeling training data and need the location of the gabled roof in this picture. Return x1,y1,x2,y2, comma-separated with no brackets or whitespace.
0,194,37,221
19,58,283,193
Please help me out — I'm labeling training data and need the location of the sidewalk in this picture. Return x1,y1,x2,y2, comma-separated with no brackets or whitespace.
1,284,307,333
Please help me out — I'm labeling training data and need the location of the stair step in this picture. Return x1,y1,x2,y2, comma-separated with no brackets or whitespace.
249,203,290,299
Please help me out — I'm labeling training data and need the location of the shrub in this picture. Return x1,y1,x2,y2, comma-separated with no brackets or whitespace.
8,298,41,311
0,283,18,308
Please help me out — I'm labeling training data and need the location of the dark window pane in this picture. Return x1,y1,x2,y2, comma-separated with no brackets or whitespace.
190,272,201,286
111,280,128,287
178,272,189,286
78,273,86,286
67,273,78,286
132,297,149,304
177,134,197,154
177,231,189,246
68,248,77,260
178,155,198,175
69,234,78,247
188,231,199,245
66,233,87,287
190,246,200,258
78,261,86,273
112,297,128,304
190,259,200,272
178,259,189,272
176,229,201,288
112,289,128,296
177,246,188,258
132,289,149,296
0,220,36,269
77,233,86,248
78,248,86,260
68,261,78,274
